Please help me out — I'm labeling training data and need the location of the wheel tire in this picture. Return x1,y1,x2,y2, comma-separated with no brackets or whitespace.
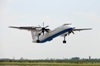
63,40,66,43
37,40,40,43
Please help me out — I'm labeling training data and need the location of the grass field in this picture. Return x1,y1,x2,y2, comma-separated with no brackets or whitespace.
0,62,100,66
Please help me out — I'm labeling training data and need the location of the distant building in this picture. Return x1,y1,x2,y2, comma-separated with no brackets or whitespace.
71,57,80,60
13,56,15,60
89,56,91,60
20,57,24,60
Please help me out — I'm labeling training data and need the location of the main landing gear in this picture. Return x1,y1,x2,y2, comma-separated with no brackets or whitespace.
63,34,67,43
37,33,41,43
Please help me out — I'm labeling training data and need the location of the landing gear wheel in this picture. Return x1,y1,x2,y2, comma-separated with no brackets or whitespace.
37,40,40,43
37,33,41,43
63,40,66,43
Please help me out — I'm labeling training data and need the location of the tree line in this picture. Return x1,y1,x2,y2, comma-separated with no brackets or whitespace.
0,57,100,63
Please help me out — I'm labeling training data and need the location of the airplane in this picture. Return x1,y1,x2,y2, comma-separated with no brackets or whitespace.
9,23,92,43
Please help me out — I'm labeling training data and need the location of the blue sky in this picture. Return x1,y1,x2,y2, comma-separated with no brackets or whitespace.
0,0,100,59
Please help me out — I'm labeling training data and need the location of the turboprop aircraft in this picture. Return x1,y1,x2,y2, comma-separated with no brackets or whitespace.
9,23,92,43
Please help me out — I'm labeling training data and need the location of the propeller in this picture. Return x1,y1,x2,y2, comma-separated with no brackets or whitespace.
68,30,75,35
39,22,50,35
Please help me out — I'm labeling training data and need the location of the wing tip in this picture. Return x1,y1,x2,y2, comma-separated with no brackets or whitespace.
9,26,13,28
87,28,92,30
9,26,19,28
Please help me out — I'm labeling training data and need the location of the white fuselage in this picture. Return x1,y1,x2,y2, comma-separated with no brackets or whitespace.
33,24,74,43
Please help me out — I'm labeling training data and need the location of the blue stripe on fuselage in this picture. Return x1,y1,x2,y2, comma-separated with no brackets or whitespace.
39,28,73,43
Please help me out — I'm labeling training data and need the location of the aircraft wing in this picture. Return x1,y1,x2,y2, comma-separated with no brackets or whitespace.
73,28,92,31
9,26,41,31
60,28,92,36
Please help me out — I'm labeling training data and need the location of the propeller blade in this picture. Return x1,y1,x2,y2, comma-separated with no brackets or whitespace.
38,25,42,28
68,30,75,35
42,30,44,35
38,22,50,35
72,31,75,34
45,25,49,28
44,29,49,32
68,31,71,35
43,22,44,27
